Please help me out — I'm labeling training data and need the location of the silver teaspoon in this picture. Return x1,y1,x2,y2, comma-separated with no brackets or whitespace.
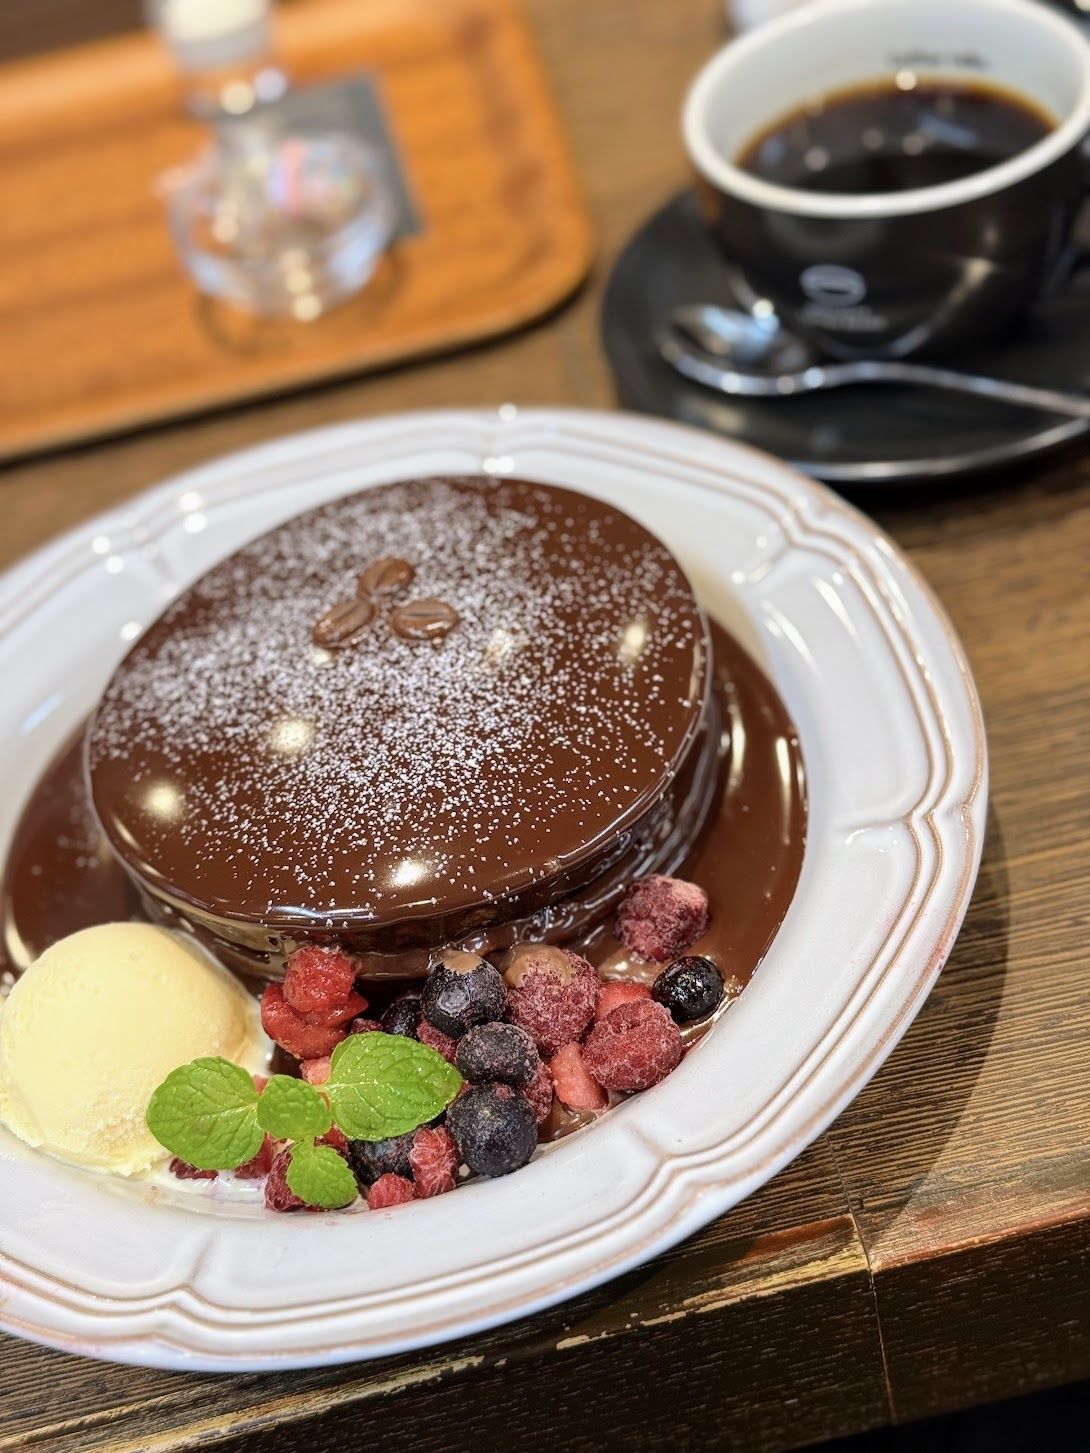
655,303,1090,420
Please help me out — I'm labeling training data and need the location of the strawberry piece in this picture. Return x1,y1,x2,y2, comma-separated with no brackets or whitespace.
548,1043,608,1111
367,1173,416,1209
409,1126,460,1198
583,999,683,1092
615,875,709,963
282,945,359,1014
236,1134,276,1179
595,979,652,1022
301,1056,331,1085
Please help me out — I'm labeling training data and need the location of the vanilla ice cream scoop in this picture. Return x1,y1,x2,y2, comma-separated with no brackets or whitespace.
0,923,267,1175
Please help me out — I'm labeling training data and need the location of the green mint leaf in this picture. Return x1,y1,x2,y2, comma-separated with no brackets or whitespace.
326,1031,463,1142
285,1138,358,1209
146,1057,263,1170
256,1074,332,1141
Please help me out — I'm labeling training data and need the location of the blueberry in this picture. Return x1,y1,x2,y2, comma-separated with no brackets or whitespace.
455,1022,538,1088
421,952,506,1037
652,956,724,1023
347,1133,414,1186
380,993,421,1038
447,1085,537,1177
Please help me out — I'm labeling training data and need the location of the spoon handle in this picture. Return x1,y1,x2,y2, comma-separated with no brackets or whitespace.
823,360,1090,420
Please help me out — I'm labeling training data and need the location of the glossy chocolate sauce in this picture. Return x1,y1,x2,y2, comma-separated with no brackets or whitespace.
0,623,805,999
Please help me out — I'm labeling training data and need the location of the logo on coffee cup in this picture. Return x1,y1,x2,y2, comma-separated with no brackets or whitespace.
800,264,868,308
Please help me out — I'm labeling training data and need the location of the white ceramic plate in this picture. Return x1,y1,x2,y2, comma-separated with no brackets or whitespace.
0,408,986,1371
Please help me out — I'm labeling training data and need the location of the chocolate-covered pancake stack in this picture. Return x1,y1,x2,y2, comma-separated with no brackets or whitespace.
87,476,716,979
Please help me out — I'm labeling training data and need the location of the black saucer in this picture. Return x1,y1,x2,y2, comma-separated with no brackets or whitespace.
602,191,1090,486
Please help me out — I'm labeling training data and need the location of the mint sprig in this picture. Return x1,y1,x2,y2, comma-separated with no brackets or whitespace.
257,1074,332,1141
286,1138,358,1209
147,1030,463,1204
146,1057,263,1171
326,1032,463,1142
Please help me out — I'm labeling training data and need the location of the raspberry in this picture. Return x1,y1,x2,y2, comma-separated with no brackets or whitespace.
521,1059,555,1124
455,1021,538,1088
261,983,349,1059
653,956,725,1023
421,951,507,1037
615,875,709,963
506,950,599,1057
409,1126,460,1197
348,1132,415,1186
595,979,653,1022
350,1017,382,1035
169,1158,216,1181
301,991,368,1029
236,1134,276,1179
416,1020,458,1063
282,945,359,1014
301,1056,331,1085
583,1000,683,1091
367,1173,416,1209
380,994,421,1038
548,1043,608,1112
447,1084,537,1177
264,1148,307,1212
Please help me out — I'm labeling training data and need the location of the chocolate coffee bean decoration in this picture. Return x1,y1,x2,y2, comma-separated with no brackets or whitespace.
312,595,376,648
358,557,415,597
390,598,460,642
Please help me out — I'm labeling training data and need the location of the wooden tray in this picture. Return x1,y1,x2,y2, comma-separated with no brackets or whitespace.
0,0,593,461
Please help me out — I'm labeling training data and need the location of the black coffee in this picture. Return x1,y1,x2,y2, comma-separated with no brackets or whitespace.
737,78,1055,194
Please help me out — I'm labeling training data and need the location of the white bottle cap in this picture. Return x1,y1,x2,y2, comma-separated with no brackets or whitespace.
158,0,267,44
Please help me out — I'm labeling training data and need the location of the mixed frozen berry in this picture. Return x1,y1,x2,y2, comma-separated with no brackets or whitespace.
264,1148,308,1213
454,1021,538,1088
447,1084,538,1177
548,1041,608,1112
368,1173,416,1209
421,950,506,1036
615,874,709,963
380,993,422,1038
583,999,683,1092
652,955,725,1023
408,1126,460,1198
181,875,726,1212
504,947,599,1056
260,983,348,1059
348,1132,415,1185
282,945,358,1015
595,979,652,1022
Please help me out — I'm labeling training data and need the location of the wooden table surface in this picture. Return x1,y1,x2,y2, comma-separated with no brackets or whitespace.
2,2,1088,1450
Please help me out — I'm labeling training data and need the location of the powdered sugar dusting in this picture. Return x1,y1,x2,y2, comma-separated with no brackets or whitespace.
88,478,708,923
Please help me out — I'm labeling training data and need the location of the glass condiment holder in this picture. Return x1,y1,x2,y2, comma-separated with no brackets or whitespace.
165,123,396,319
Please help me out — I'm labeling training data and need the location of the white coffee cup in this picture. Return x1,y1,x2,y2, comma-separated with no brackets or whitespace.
684,0,1090,358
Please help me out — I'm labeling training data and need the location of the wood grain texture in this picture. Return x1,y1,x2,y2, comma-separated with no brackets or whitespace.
0,0,593,459
0,0,1088,1449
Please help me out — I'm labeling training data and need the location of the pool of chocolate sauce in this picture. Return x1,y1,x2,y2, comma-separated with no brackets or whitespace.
1,622,806,1017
